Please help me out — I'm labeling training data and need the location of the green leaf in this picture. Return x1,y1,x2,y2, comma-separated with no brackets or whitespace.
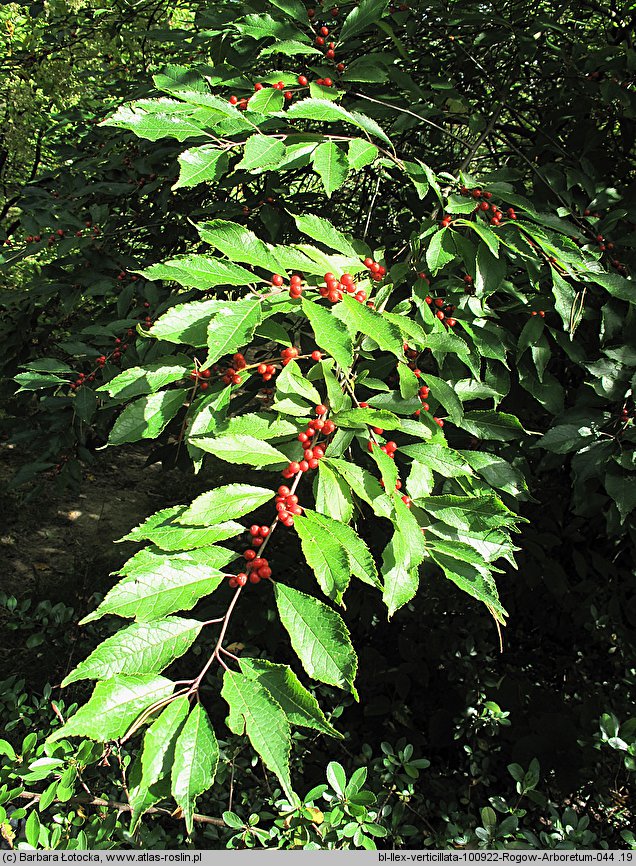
172,704,219,833
311,141,349,197
475,242,506,295
80,547,234,624
207,299,263,365
108,390,187,445
586,270,636,305
274,583,358,697
102,101,209,141
247,87,286,114
178,484,273,525
15,371,67,391
324,457,392,518
315,461,354,523
285,98,391,144
194,434,288,466
222,671,293,799
142,256,255,290
140,696,190,791
62,618,202,685
259,39,322,57
301,298,354,369
275,358,322,403
403,161,429,199
552,271,579,333
47,676,174,742
462,219,500,256
421,373,464,425
237,134,287,170
397,363,419,399
348,139,378,170
98,360,190,399
239,659,342,738
197,220,282,272
333,295,404,357
174,145,229,189
426,229,455,275
400,442,473,478
429,547,507,623
539,423,594,454
149,299,229,346
459,410,526,441
121,507,244,550
294,512,351,603
340,0,388,41
517,316,544,358
236,11,303,40
458,451,528,497
332,407,402,429
293,213,359,257
381,529,419,617
416,493,516,532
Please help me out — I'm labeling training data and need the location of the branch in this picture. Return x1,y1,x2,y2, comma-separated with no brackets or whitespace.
17,790,226,827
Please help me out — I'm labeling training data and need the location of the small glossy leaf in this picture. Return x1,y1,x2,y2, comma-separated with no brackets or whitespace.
178,484,274,525
172,704,219,833
108,390,187,445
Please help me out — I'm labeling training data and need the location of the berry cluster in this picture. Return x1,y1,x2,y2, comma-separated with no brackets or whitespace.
281,346,299,366
318,271,366,304
220,353,247,385
363,257,387,281
275,485,304,527
530,310,546,318
366,432,398,459
70,332,132,390
458,187,517,224
281,405,335,479
256,362,277,382
424,294,457,327
189,367,212,390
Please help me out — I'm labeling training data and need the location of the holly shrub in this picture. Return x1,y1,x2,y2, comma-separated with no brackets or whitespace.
1,0,635,848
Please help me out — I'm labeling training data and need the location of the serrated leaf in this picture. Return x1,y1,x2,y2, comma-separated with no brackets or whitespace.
140,697,190,792
98,360,190,399
293,213,359,257
14,371,67,391
419,373,463,425
400,442,473,478
275,358,322,403
397,362,419,398
315,461,354,523
222,671,293,798
108,390,187,445
215,412,297,440
340,0,388,41
323,457,392,518
475,242,506,295
459,410,526,440
426,229,455,275
121,507,244,550
178,484,273,526
239,659,342,738
172,705,219,833
149,299,229,346
194,434,288,466
332,407,402,429
429,547,507,623
311,141,349,197
301,298,354,369
174,145,229,189
381,529,419,618
142,256,255,290
197,220,282,272
80,547,234,624
458,451,528,497
259,39,322,57
102,101,208,141
294,512,351,603
62,618,202,686
237,133,287,170
415,493,516,532
207,299,263,365
333,295,404,357
274,583,358,697
348,138,378,170
247,87,286,114
47,676,174,742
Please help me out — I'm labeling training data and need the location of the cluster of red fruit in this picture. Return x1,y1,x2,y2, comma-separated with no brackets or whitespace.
424,294,457,327
457,187,517,225
220,352,247,386
363,257,387,281
309,14,346,71
410,383,444,427
318,271,366,304
275,485,304,527
189,367,212,389
530,310,546,318
620,406,632,424
366,431,398,458
281,405,335,479
70,332,132,390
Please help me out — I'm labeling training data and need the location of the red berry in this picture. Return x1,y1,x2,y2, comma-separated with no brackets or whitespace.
258,566,272,579
316,35,325,45
244,549,257,561
320,25,329,34
254,82,264,90
315,404,328,415
299,460,310,472
236,573,248,587
284,91,293,101
311,350,322,361
249,573,261,584
278,485,291,497
372,426,384,435
271,273,284,286
298,75,309,86
336,62,345,72
434,417,444,427
326,49,335,59
229,577,238,588
363,257,374,268
229,95,238,104
288,462,300,474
